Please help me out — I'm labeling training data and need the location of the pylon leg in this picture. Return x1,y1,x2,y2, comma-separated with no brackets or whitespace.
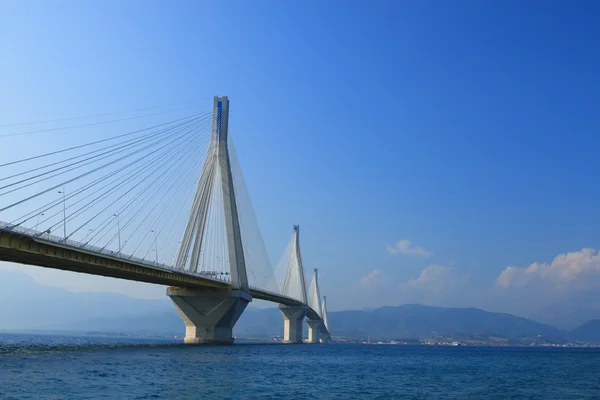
279,305,307,343
168,287,250,344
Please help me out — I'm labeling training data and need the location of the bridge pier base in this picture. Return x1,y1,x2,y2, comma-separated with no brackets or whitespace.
306,319,322,344
167,287,251,344
278,305,307,344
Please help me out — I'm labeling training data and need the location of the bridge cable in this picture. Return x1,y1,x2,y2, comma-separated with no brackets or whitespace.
27,125,204,239
0,112,212,183
53,127,207,243
0,117,209,213
64,123,212,244
0,102,195,128
105,131,211,260
84,122,213,260
9,119,208,229
0,105,199,138
0,114,210,194
0,112,209,168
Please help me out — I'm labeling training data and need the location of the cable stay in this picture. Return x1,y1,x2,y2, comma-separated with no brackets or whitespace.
0,111,209,168
0,102,195,128
0,104,200,138
0,99,288,300
0,107,216,269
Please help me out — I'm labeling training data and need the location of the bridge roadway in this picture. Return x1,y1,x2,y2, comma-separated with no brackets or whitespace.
0,226,322,321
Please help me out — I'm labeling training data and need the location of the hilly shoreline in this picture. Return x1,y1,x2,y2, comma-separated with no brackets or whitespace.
2,270,600,343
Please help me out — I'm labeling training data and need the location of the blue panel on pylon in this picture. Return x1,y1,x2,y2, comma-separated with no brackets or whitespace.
216,101,222,139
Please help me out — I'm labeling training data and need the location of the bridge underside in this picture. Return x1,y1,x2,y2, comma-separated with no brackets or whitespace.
0,229,329,341
0,230,306,307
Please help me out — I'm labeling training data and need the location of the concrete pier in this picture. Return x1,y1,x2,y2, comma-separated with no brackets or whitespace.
279,305,307,343
306,319,322,344
167,287,250,344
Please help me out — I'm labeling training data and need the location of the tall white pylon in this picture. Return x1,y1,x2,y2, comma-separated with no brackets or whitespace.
281,225,308,304
174,96,249,292
168,96,251,345
322,295,330,333
307,268,323,317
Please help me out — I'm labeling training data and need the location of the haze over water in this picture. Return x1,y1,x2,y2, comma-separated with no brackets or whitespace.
1,333,600,399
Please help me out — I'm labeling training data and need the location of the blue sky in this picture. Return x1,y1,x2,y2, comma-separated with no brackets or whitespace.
1,1,600,315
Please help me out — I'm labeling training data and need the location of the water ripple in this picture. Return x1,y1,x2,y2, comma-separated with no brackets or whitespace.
2,333,600,399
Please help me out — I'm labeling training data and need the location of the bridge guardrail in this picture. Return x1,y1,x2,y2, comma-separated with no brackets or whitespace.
0,221,299,303
0,221,230,281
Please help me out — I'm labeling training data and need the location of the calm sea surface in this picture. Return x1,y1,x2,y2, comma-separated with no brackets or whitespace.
1,333,600,399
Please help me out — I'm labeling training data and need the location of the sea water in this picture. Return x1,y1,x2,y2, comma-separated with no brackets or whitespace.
1,333,599,399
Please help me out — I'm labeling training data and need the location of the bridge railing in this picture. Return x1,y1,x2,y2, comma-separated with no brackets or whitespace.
0,220,300,302
0,221,230,282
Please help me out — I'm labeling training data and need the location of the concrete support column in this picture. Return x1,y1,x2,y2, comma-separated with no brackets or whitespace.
306,319,322,344
167,287,251,344
279,305,307,344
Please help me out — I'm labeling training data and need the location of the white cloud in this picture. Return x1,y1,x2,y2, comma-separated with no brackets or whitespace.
344,248,600,315
405,264,469,295
359,269,382,287
408,265,454,286
496,248,600,289
386,239,431,257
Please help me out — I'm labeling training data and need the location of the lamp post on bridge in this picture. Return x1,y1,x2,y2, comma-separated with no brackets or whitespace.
35,213,44,231
151,229,158,264
113,213,121,255
57,187,66,239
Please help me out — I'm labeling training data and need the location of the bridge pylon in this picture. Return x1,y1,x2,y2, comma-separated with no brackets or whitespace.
306,268,323,343
320,295,331,343
278,225,308,343
167,96,251,344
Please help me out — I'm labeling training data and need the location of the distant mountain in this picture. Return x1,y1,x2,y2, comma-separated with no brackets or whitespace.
570,320,600,342
36,302,571,341
530,292,600,330
238,305,569,340
0,270,281,336
329,304,567,340
0,270,176,332
0,270,575,341
235,307,283,337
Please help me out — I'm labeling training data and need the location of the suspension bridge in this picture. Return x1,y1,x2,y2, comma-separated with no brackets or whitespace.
0,96,330,344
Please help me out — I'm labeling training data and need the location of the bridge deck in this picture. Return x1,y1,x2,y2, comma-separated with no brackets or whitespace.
0,229,306,308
